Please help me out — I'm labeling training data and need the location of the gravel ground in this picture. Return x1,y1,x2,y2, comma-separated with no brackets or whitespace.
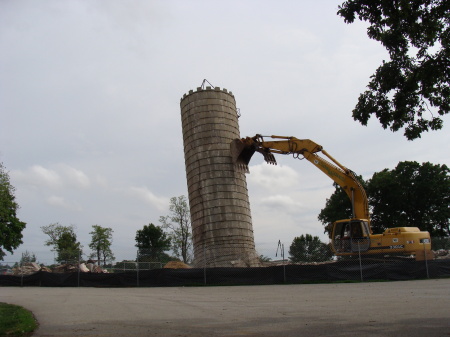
1,279,449,337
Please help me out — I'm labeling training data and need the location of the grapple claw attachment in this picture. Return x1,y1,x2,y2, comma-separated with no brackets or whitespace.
261,151,277,165
230,138,278,172
230,139,256,172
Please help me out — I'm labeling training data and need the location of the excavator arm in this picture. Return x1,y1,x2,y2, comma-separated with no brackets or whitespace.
231,134,433,259
231,135,370,225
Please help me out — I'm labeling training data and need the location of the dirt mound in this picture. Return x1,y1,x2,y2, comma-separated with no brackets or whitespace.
163,261,191,269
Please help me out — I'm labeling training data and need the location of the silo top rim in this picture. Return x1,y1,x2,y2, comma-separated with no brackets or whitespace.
180,86,234,102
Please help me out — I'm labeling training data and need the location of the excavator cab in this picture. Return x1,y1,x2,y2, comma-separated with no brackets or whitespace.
332,219,371,254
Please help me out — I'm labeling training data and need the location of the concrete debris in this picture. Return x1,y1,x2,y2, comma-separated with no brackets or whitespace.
12,262,109,275
52,264,79,273
12,262,40,275
79,263,90,273
435,250,450,259
51,263,109,274
262,260,337,267
92,265,107,273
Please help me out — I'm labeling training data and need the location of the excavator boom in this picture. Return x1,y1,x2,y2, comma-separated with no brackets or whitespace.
230,134,433,260
231,135,370,222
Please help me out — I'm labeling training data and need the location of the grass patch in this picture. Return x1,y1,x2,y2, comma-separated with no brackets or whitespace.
0,302,37,337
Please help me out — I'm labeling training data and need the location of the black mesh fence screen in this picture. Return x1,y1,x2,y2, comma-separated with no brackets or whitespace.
1,243,449,287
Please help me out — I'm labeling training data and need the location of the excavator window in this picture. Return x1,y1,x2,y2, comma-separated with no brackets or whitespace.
350,222,363,238
349,220,370,252
332,220,370,253
332,222,351,253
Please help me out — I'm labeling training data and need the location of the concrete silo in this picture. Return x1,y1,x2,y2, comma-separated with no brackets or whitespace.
180,86,260,267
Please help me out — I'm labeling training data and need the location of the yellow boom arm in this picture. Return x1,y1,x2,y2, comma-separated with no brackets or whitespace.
231,135,370,226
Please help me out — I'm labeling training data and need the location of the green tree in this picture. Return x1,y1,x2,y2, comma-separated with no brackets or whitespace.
289,234,332,263
0,162,26,260
135,223,171,261
259,255,272,262
318,161,449,236
367,161,449,236
431,237,450,250
41,223,75,248
338,0,449,140
20,251,37,264
56,231,82,263
159,196,193,264
41,223,82,263
89,225,114,266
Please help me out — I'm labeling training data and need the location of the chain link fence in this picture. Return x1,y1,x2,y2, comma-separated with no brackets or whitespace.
1,238,449,287
195,238,449,285
0,248,177,286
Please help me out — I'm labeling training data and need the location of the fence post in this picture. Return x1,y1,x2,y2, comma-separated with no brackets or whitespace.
136,250,140,287
424,243,429,279
203,243,207,286
20,261,24,287
357,240,363,282
276,240,286,283
77,251,81,287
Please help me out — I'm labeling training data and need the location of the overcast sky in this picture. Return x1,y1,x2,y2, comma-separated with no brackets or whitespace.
1,0,449,264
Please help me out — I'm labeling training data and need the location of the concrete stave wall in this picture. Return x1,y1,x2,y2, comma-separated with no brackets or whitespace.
180,86,260,267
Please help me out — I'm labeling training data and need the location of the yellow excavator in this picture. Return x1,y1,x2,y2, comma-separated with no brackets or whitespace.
231,135,433,260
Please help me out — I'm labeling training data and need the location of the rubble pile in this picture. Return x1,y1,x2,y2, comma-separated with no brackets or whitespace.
52,264,80,273
51,263,109,273
85,263,108,273
434,249,450,259
12,262,109,275
12,262,41,275
163,261,191,269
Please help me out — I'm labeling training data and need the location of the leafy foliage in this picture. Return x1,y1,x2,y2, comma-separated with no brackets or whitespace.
135,223,171,261
0,162,26,260
367,161,449,235
289,234,332,263
338,0,449,139
56,231,82,263
318,161,449,236
159,196,193,264
41,223,82,263
259,255,272,262
431,236,450,250
89,225,114,266
20,251,37,264
41,223,75,248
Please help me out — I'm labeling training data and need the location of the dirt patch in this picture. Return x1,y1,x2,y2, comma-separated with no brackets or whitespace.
163,261,191,269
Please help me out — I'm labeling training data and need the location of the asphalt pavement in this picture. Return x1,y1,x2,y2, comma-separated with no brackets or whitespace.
1,279,449,336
